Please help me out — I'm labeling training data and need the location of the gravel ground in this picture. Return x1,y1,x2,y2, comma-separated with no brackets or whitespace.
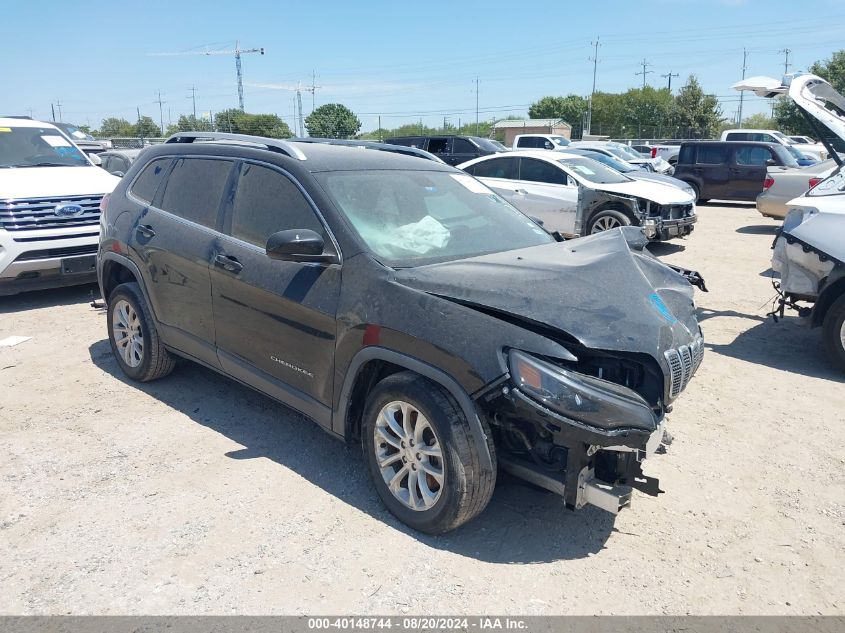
1,203,843,615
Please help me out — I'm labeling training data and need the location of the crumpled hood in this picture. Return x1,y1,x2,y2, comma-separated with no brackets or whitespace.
591,178,694,205
0,166,119,200
392,227,700,359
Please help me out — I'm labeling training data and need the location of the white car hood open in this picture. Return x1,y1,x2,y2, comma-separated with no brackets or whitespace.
0,166,120,200
588,178,694,206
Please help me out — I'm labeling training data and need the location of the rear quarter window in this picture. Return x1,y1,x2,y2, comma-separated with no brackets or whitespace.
129,158,172,204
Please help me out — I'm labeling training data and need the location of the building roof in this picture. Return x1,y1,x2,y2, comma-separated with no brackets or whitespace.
493,118,572,129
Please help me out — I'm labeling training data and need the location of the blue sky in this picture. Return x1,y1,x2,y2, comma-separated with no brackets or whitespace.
5,0,845,133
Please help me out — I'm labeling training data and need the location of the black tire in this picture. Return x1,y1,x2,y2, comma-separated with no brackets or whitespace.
107,282,175,382
588,208,632,235
822,294,845,372
362,371,496,534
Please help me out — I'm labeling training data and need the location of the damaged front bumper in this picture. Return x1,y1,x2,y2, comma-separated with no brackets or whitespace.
642,214,697,241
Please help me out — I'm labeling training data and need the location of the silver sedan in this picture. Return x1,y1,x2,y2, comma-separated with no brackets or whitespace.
756,158,840,220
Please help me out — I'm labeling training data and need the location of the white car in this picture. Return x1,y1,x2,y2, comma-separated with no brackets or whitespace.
512,134,571,151
0,117,120,295
568,141,673,174
458,150,696,240
720,128,828,162
733,73,845,370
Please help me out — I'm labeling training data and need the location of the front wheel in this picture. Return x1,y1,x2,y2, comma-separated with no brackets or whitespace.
822,294,845,372
362,371,496,534
588,208,632,235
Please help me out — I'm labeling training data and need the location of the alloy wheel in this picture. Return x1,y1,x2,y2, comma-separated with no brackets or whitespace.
592,216,622,232
373,400,444,511
112,299,144,368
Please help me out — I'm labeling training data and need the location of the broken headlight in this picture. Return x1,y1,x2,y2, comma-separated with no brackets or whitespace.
508,350,658,432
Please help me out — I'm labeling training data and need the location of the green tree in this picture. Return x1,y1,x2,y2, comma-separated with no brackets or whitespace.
527,95,587,128
672,75,723,138
99,117,135,137
212,109,292,138
133,116,162,138
774,49,845,135
305,103,361,139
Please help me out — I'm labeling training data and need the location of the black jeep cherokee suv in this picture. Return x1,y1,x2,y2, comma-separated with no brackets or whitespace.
97,132,705,534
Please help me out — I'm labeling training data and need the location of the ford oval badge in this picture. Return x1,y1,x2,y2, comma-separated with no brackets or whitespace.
54,204,84,217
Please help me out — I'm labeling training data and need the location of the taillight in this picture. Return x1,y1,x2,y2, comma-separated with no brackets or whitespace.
651,147,658,158
763,177,774,190
99,193,110,213
808,177,822,189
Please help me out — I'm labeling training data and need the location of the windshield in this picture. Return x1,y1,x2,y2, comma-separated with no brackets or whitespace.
0,126,90,168
550,136,570,146
575,151,636,173
487,140,509,151
557,157,633,184
785,145,810,161
790,136,809,144
473,137,505,152
608,144,643,160
772,131,791,143
316,170,552,266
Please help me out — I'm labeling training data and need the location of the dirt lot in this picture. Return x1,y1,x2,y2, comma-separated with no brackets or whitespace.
1,203,843,615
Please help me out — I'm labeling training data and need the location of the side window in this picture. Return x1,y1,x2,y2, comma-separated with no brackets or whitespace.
470,157,517,179
158,158,233,228
453,138,476,153
427,138,450,154
696,145,729,164
678,144,695,165
517,137,540,148
519,158,568,185
129,157,172,204
230,163,325,248
734,146,770,166
726,132,748,142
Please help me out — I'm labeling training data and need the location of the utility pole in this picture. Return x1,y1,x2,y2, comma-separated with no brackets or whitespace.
188,85,197,119
155,91,166,137
635,59,652,89
54,99,63,122
661,71,679,92
738,48,748,127
27,107,34,118
296,82,304,137
475,77,479,135
137,107,143,143
586,36,600,136
51,104,56,120
378,115,381,141
779,48,792,75
306,70,321,113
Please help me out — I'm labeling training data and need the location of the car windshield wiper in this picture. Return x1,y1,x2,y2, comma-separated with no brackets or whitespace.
3,162,80,168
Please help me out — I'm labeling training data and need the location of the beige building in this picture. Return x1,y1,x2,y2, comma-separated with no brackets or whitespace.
493,118,572,146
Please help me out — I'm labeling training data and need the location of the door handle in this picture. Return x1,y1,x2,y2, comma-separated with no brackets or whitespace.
136,224,155,238
214,253,243,274
514,188,528,195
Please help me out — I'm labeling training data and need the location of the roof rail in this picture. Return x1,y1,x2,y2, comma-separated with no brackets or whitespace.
290,137,444,163
164,132,308,161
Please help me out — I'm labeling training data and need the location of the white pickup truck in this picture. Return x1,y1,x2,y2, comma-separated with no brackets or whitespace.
649,144,683,165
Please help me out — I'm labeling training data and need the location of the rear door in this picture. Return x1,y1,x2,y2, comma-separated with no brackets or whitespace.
730,144,770,200
515,157,579,233
129,156,236,367
210,160,341,426
426,137,454,164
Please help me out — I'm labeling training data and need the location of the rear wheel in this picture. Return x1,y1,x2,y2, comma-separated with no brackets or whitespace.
362,371,496,534
588,208,632,235
822,294,845,372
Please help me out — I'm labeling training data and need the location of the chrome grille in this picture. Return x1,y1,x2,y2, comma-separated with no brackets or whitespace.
664,336,704,401
0,195,103,232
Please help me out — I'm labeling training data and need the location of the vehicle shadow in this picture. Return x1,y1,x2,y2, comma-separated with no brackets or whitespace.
0,283,98,314
698,307,844,382
647,242,686,256
88,339,615,563
706,201,756,208
736,224,779,235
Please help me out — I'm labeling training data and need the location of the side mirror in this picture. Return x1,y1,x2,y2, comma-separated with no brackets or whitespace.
766,158,776,166
544,142,553,150
87,153,102,166
112,171,125,178
266,229,335,263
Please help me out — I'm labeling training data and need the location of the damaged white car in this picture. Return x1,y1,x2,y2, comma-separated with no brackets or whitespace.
734,73,845,370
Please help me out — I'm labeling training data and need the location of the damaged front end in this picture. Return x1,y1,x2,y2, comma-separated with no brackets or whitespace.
576,187,696,241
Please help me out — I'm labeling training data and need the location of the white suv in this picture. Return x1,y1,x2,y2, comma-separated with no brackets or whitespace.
0,117,119,295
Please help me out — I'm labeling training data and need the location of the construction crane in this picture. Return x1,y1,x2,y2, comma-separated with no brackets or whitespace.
148,41,264,111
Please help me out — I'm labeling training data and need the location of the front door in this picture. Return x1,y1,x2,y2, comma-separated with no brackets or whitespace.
130,156,235,367
426,137,455,164
729,145,770,200
210,161,341,426
515,157,579,234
